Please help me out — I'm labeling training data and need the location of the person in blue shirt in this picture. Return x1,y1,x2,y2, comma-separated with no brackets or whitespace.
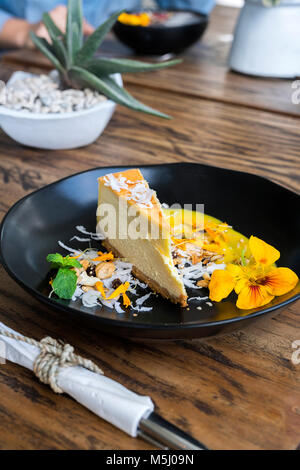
0,1,215,49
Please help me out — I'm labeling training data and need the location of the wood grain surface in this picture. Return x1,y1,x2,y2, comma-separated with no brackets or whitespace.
0,5,299,450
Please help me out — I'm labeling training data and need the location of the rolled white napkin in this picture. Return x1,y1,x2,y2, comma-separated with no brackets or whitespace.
0,321,154,437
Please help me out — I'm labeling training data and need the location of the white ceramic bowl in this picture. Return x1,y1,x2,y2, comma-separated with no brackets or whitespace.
0,71,122,150
229,0,300,78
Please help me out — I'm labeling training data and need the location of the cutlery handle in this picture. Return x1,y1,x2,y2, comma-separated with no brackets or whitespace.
138,412,208,450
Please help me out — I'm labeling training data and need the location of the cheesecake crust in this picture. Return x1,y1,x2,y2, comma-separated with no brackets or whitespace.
102,240,188,307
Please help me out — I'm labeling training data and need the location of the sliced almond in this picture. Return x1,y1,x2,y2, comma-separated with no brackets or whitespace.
211,254,223,262
80,259,89,270
203,272,211,281
82,286,95,293
197,279,209,288
95,261,116,280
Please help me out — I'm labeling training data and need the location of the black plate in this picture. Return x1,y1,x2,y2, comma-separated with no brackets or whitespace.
1,163,299,340
113,10,208,56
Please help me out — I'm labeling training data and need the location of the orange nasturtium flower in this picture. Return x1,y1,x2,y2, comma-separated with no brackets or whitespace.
209,236,299,310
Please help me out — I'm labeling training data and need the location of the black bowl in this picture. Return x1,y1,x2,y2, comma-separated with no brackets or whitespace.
0,163,299,340
113,10,209,56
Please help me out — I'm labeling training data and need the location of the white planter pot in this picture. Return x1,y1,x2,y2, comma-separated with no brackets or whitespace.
229,0,300,78
0,71,122,150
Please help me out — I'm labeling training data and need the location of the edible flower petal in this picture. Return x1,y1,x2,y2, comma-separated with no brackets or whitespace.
236,283,274,310
122,293,131,307
92,252,114,262
249,236,280,266
107,281,130,300
262,267,299,296
95,280,106,298
208,270,235,302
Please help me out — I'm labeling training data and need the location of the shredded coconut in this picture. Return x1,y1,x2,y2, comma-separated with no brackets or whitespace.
72,285,83,301
188,296,209,301
103,174,129,192
81,290,100,308
76,225,105,240
136,292,152,306
70,236,91,242
103,174,154,208
127,181,154,208
179,261,225,289
58,240,81,255
132,305,153,312
114,301,125,314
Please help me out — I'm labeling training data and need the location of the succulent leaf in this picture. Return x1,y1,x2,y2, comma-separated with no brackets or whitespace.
71,22,81,60
52,37,68,68
42,12,64,38
42,13,67,67
66,0,83,63
70,66,170,119
29,31,65,74
56,39,69,68
75,10,122,65
85,57,182,76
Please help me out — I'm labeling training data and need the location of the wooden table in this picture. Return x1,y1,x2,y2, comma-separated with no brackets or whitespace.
0,5,299,450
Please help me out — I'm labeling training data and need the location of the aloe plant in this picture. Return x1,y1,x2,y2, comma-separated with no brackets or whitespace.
30,0,181,119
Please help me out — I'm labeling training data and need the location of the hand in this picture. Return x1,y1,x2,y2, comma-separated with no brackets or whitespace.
0,4,94,49
27,5,94,48
28,5,94,47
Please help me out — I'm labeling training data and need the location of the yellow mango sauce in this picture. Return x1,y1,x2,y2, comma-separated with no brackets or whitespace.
163,208,250,265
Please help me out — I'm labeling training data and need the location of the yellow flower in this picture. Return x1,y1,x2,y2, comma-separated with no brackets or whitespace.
139,13,151,26
118,12,150,27
209,236,299,310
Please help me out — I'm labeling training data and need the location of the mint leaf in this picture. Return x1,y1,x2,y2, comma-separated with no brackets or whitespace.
63,256,82,269
52,268,78,299
47,252,82,298
47,253,64,263
46,252,82,269
47,253,65,269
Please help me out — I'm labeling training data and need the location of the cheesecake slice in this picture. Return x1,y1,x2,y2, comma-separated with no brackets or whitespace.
96,169,187,307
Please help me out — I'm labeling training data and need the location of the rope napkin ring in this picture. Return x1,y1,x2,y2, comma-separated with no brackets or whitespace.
0,329,103,393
